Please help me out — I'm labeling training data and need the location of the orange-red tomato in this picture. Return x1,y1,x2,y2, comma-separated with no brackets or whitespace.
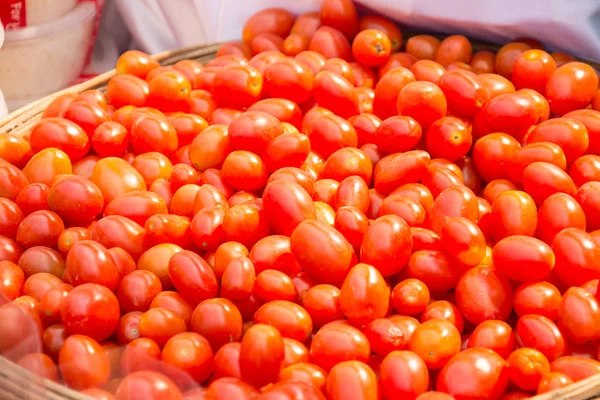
545,62,599,115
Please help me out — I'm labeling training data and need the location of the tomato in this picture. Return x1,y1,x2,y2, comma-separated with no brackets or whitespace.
570,155,600,187
262,179,316,237
116,50,160,79
0,198,22,240
115,371,182,400
536,193,586,246
212,64,264,109
435,35,472,67
308,26,352,62
253,300,311,344
212,342,242,380
115,311,143,345
91,157,147,206
0,236,22,264
161,332,214,386
467,320,515,359
490,190,538,241
221,150,268,192
254,269,296,302
429,185,478,235
337,263,389,326
310,322,371,372
145,214,192,249
40,282,72,325
552,228,600,287
425,117,472,162
516,315,565,361
14,183,49,217
290,219,354,284
262,59,314,106
16,210,65,250
537,372,573,394
456,266,513,325
107,74,149,108
46,175,103,224
578,182,600,231
491,235,554,282
58,334,110,390
410,228,441,252
242,7,294,44
149,291,193,327
168,250,218,305
238,323,284,387
545,61,599,115
557,287,600,345
22,272,61,302
373,67,416,119
513,281,561,320
321,148,373,185
300,284,342,329
550,356,600,383
0,134,32,169
91,216,146,261
441,217,486,267
407,319,461,370
325,361,378,400
116,270,162,314
251,32,284,54
377,350,428,399
511,49,556,94
91,121,129,158
105,190,168,227
437,348,509,400
0,261,24,300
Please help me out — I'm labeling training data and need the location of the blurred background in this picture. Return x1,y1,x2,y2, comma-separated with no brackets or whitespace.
0,0,599,116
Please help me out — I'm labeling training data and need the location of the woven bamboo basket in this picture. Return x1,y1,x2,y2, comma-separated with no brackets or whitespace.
1,40,600,400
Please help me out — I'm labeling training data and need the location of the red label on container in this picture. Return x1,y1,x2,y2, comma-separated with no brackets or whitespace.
0,0,27,30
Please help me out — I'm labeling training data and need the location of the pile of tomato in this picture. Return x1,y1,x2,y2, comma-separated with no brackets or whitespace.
1,1,600,399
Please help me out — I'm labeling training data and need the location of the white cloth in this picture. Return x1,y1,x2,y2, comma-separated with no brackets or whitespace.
109,0,600,62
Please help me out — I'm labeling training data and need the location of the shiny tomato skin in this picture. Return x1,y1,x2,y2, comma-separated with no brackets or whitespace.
263,180,316,237
212,64,264,109
290,219,355,284
490,190,538,241
516,315,565,361
429,185,478,235
526,118,589,163
537,193,586,245
115,371,182,400
379,351,428,399
29,118,90,162
104,190,168,227
437,348,509,400
492,236,554,282
0,236,22,264
578,182,600,231
15,183,50,216
16,210,65,250
439,69,488,118
334,206,369,252
467,320,515,359
360,215,412,277
168,250,218,305
130,115,178,157
552,228,600,287
326,361,378,400
373,67,416,119
340,263,389,326
570,154,600,186
456,266,513,325
557,287,600,345
0,261,24,300
0,198,23,239
0,162,29,201
91,157,147,205
65,240,120,291
59,334,110,390
513,281,561,320
310,323,370,372
374,150,431,195
426,116,473,162
441,217,486,267
545,62,599,115
549,356,600,383
239,323,284,388
61,283,120,341
254,300,312,343
161,332,214,386
117,270,162,313
47,175,103,224
91,216,146,260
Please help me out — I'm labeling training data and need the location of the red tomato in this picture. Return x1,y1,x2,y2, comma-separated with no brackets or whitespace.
513,281,561,320
310,323,370,371
490,190,538,241
437,348,509,400
557,287,600,345
545,62,599,115
516,314,565,361
115,371,182,400
263,180,316,236
456,266,513,325
59,334,110,390
467,320,515,359
373,67,416,119
239,323,284,387
552,228,600,287
168,251,218,305
29,118,90,162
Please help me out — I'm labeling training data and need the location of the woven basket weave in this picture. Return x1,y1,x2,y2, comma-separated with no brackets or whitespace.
0,40,599,400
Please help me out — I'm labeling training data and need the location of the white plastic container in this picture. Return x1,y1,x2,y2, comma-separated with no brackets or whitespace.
0,1,97,110
0,0,78,29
